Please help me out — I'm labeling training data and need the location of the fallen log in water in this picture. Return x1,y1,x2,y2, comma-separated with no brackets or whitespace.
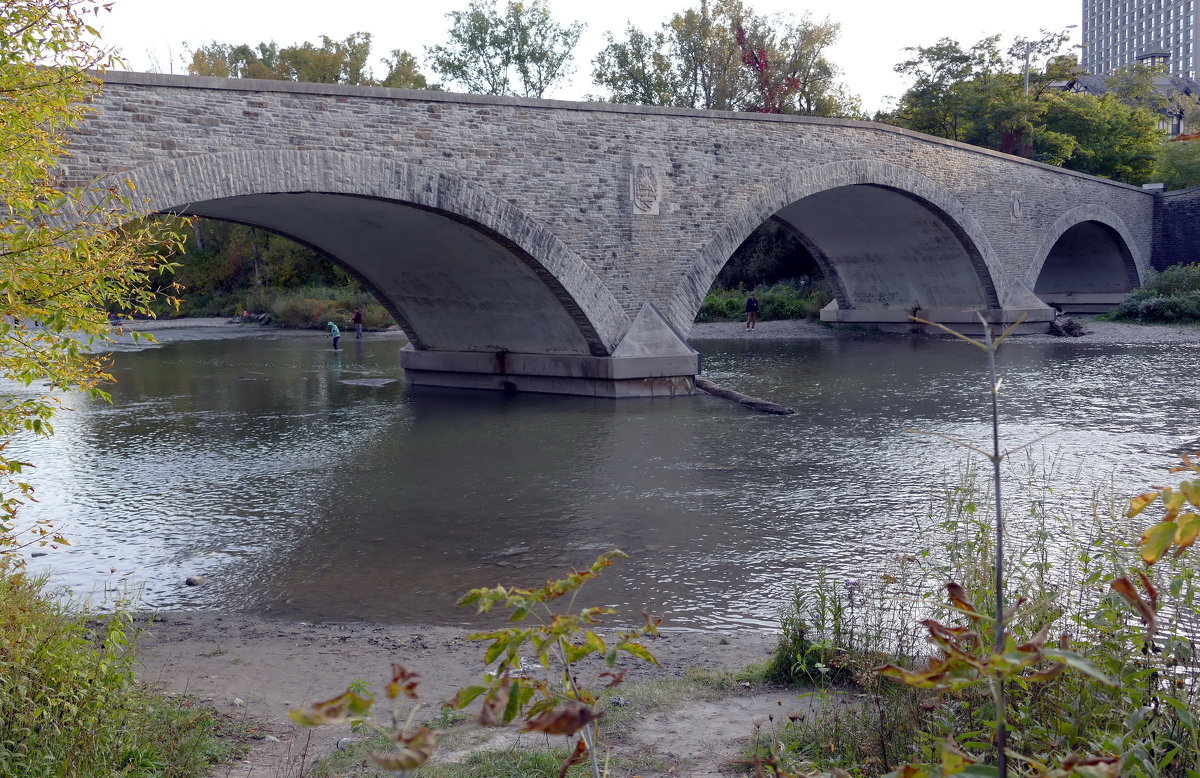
694,377,795,415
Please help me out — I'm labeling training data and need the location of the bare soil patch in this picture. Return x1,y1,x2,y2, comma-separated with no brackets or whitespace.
134,612,780,777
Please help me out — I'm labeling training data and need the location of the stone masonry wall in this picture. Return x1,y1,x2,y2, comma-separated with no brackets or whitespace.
67,73,1159,333
1153,186,1200,270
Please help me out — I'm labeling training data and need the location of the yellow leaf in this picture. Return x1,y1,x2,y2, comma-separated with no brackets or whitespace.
1162,489,1186,520
1179,480,1200,508
1128,491,1159,518
1173,513,1200,553
1140,521,1177,565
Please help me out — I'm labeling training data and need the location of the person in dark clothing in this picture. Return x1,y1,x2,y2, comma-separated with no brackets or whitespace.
745,294,760,330
352,307,363,339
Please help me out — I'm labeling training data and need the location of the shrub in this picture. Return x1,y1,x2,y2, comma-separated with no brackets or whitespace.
695,278,833,323
1110,263,1200,323
0,570,241,776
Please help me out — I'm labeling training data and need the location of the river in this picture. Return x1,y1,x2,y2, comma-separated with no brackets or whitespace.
10,324,1199,630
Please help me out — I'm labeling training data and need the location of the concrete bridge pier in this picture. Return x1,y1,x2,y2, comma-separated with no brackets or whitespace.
399,303,700,397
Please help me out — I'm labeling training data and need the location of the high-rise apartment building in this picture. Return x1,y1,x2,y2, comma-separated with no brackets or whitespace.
1082,0,1198,77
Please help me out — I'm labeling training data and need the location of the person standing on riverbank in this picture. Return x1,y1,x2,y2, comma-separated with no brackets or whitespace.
352,308,363,339
745,294,760,330
327,321,340,350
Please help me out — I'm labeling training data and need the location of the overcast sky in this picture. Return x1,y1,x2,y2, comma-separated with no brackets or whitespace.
95,0,1082,114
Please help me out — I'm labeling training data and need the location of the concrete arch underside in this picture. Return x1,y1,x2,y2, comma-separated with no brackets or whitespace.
105,150,698,397
667,160,1051,335
1032,206,1142,313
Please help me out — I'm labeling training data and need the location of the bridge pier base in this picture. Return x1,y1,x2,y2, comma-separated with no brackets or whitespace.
820,301,1055,335
399,347,699,397
399,303,700,398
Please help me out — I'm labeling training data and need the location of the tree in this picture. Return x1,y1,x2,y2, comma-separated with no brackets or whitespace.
186,33,439,89
592,0,859,117
1,0,182,559
1042,92,1162,183
381,49,437,89
426,0,584,98
884,31,1163,183
1156,138,1200,189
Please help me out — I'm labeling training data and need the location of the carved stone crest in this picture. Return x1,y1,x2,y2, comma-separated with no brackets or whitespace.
631,162,662,215
1010,191,1023,220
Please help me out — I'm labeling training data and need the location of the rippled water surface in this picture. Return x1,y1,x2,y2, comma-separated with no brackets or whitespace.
12,327,1200,630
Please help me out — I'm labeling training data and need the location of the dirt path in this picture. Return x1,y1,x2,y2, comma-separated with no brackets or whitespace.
135,612,784,777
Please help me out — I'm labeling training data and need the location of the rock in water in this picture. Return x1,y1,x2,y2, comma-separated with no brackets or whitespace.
185,575,207,587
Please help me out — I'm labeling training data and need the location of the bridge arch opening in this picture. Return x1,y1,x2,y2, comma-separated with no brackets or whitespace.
173,192,602,357
1034,220,1139,313
695,182,1000,332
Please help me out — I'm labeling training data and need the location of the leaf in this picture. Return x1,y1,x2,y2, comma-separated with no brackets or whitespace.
558,738,589,778
1041,648,1116,686
1110,576,1157,640
447,684,488,710
1162,488,1186,520
945,581,981,618
1173,513,1200,553
1179,479,1200,508
522,703,603,736
941,737,976,774
617,639,658,665
1128,491,1160,518
386,663,420,700
1139,521,1177,565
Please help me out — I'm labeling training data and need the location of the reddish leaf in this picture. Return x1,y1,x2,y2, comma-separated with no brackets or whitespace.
1111,576,1157,641
945,581,980,617
558,737,589,778
523,703,603,736
386,663,420,700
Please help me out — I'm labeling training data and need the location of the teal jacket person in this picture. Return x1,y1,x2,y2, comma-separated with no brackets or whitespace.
327,321,341,349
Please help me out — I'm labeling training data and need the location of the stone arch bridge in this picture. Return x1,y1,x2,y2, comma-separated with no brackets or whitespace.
65,72,1167,396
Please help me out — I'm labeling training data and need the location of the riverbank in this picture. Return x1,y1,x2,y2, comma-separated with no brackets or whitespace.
135,612,782,777
686,315,1200,344
121,314,1200,346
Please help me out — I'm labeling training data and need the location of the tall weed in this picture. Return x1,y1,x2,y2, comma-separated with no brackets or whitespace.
0,569,242,777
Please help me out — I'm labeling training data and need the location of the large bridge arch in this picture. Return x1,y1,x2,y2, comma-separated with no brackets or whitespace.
97,150,633,357
1031,205,1142,312
664,160,1044,335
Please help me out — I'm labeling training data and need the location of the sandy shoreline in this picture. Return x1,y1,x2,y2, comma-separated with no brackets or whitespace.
136,611,780,777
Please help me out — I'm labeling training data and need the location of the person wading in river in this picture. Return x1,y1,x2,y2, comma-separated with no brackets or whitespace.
745,293,760,330
352,307,363,339
327,321,340,350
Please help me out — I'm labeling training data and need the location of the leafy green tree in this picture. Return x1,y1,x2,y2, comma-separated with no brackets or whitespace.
426,0,584,98
1040,92,1161,183
1156,137,1200,189
186,32,437,89
381,49,438,89
885,31,1163,183
1,0,182,559
592,0,858,117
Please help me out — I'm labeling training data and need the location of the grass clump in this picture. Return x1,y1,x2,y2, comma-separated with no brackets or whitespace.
759,458,1200,777
0,569,246,777
1109,262,1200,323
696,279,834,323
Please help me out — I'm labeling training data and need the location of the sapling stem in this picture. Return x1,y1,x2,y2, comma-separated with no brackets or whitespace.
983,319,1007,778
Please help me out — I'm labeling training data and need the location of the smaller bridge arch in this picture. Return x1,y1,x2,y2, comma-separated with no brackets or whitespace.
665,160,1052,335
1031,205,1142,313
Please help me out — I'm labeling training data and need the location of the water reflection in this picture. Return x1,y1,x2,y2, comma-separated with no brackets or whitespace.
11,328,1199,630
